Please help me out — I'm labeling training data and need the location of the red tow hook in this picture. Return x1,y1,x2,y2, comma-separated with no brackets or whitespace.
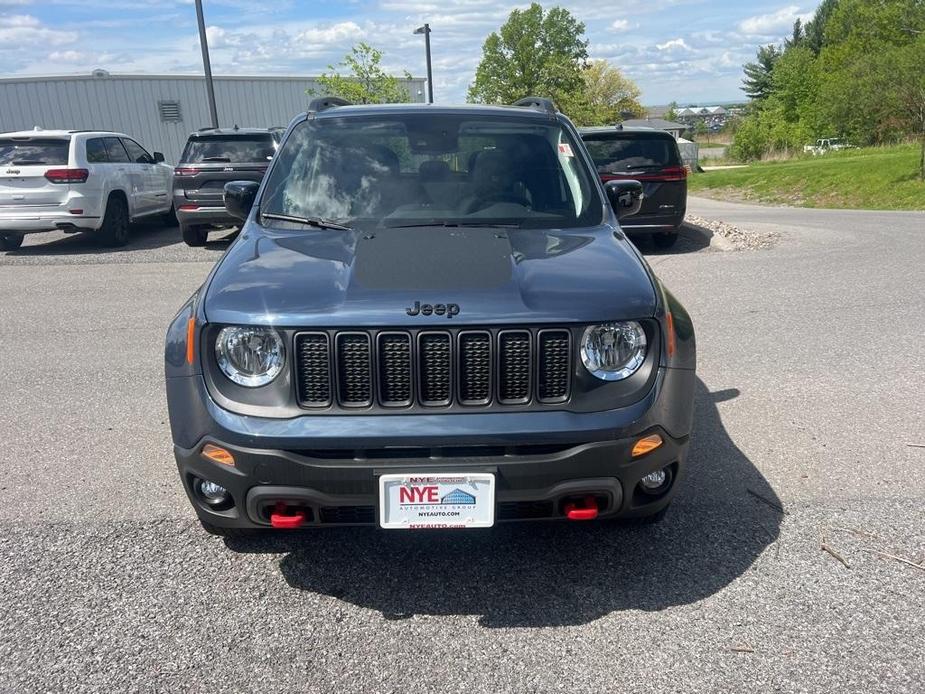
564,496,599,521
270,502,306,529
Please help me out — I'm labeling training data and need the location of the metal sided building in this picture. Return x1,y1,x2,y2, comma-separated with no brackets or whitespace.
0,71,428,164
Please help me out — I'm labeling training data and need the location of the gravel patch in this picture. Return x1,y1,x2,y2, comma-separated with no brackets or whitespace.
684,213,780,250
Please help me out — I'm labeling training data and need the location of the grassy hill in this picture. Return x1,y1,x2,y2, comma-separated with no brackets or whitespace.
689,145,925,210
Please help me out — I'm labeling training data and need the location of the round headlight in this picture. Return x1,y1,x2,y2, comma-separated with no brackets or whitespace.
580,321,647,381
215,326,285,387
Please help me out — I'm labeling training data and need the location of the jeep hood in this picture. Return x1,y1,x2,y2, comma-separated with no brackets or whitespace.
203,225,657,326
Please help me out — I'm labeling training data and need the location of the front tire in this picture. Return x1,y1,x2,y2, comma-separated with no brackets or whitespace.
182,224,209,247
0,233,24,251
99,195,130,247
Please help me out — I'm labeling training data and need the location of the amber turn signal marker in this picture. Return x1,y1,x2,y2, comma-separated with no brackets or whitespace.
185,317,196,364
666,312,676,358
632,434,663,458
202,444,235,466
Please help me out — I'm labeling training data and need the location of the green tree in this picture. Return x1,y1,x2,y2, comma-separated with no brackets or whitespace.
802,0,839,54
571,59,643,125
892,39,925,179
309,43,410,104
468,3,589,112
741,44,781,100
664,101,680,121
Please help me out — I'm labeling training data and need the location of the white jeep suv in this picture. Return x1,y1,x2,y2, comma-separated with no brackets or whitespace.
0,129,174,250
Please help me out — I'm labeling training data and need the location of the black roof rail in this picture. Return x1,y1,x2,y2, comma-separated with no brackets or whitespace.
308,96,352,112
196,126,218,132
512,96,558,117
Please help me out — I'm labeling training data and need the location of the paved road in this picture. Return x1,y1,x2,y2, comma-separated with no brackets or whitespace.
1,200,923,692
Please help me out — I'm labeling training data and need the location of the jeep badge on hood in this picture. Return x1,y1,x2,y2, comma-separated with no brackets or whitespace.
405,301,460,318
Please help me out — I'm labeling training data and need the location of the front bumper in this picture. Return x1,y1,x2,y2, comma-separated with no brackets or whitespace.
168,366,695,529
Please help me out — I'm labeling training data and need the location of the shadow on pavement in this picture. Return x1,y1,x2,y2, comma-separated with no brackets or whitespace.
629,224,713,256
4,222,236,256
225,378,782,627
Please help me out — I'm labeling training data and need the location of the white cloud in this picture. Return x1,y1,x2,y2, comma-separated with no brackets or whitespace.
294,21,364,46
0,14,77,45
0,0,33,6
656,38,692,51
611,19,631,32
738,5,812,36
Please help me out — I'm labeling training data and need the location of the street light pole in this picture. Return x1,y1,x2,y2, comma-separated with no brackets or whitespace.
195,0,219,128
413,24,434,103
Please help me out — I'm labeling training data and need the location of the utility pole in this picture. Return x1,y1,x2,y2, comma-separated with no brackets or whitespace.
195,0,219,128
413,24,434,103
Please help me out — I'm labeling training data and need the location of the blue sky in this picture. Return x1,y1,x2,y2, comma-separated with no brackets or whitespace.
0,1,819,105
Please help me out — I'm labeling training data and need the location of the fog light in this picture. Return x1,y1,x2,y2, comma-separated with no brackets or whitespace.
640,469,668,491
197,478,229,505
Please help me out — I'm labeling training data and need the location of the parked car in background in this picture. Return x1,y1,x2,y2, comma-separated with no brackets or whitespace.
0,129,173,250
173,127,280,246
803,138,854,155
579,126,687,249
165,97,696,536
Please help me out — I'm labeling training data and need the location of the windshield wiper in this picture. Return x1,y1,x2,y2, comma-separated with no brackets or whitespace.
386,221,522,229
261,212,353,231
201,156,232,162
10,159,46,165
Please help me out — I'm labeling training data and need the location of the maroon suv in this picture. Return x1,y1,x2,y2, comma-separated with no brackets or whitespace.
580,126,687,249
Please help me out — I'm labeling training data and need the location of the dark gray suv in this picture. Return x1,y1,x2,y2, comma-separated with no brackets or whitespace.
173,127,280,246
165,97,696,536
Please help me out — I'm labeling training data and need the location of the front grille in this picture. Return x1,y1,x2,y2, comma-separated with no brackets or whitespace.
335,333,372,406
418,332,452,405
295,327,572,410
319,506,376,524
497,500,555,520
295,333,332,406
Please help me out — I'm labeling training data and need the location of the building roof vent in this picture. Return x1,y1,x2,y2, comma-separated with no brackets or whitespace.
91,69,110,78
158,100,183,123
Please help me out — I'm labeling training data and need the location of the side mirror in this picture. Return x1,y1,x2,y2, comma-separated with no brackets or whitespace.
604,179,644,219
152,151,165,163
224,180,260,222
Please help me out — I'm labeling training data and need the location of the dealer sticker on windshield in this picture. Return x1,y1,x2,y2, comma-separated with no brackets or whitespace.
378,473,495,529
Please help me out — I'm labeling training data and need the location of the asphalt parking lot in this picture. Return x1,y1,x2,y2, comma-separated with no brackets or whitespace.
1,198,923,693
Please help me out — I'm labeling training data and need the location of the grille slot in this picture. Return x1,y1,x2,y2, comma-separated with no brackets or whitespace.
377,333,413,406
319,506,376,524
498,331,532,404
537,330,571,402
294,327,573,410
335,333,372,406
418,332,452,406
458,331,492,405
294,333,332,407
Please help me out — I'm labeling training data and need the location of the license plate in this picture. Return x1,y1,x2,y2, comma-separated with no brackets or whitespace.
378,473,495,529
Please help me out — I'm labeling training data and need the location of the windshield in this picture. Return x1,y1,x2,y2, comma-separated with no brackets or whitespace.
582,133,681,174
0,138,70,166
260,114,602,229
181,134,275,163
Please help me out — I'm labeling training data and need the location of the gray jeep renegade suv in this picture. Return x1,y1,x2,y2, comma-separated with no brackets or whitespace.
164,97,696,535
